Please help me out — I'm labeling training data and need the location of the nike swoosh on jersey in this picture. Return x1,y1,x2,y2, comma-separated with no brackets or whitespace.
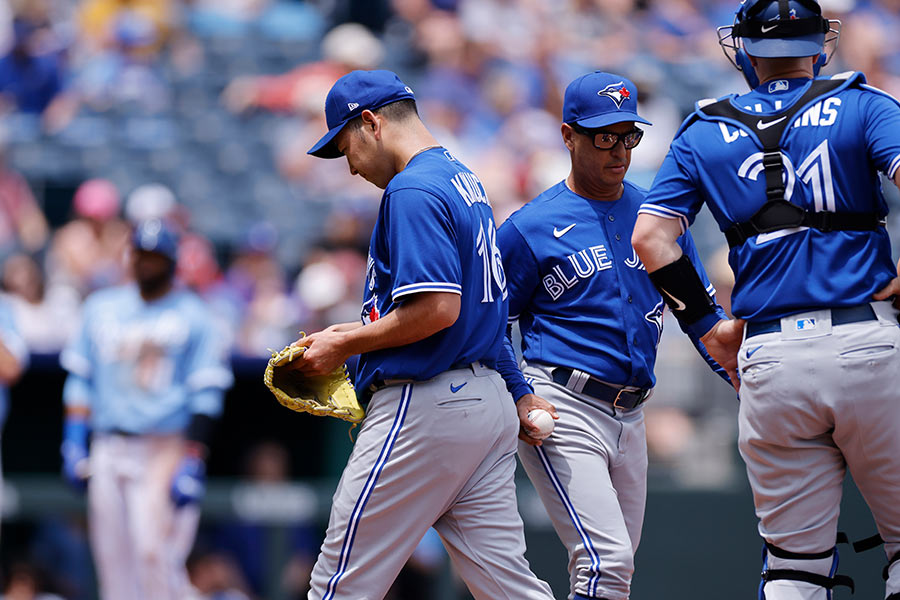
553,224,576,238
757,116,787,130
746,345,764,358
761,24,778,33
660,289,687,312
450,382,468,393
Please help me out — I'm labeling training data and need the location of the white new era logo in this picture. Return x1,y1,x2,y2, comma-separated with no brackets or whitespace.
347,102,360,111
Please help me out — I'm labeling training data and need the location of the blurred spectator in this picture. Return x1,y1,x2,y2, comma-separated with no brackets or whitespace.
0,562,64,600
46,178,130,298
293,245,366,334
229,222,301,356
222,22,384,115
66,0,175,115
187,549,253,600
0,18,65,115
78,0,173,57
124,182,176,225
177,231,242,352
1,253,79,353
0,143,48,258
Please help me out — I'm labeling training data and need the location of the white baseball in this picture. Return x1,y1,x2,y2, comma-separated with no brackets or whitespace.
526,409,555,440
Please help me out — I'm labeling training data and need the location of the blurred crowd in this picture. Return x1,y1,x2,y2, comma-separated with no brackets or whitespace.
0,0,898,358
0,0,898,597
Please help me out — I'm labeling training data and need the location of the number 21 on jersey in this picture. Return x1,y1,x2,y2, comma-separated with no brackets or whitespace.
738,139,836,211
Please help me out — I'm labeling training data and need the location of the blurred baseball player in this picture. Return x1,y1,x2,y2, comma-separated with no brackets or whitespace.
60,219,234,600
496,71,728,600
632,1,900,598
302,69,554,600
0,296,26,542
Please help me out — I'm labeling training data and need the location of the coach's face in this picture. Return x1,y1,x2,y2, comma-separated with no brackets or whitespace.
565,120,634,193
335,112,395,189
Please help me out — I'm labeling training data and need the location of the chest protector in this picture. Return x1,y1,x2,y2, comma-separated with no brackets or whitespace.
691,72,884,248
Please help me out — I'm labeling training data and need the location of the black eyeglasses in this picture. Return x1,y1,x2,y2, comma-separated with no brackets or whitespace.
570,123,644,150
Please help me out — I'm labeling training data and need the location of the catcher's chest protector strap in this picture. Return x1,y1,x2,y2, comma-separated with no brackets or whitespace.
762,542,855,594
699,78,884,248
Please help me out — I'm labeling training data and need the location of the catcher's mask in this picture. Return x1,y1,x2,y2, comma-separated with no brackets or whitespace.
717,0,841,89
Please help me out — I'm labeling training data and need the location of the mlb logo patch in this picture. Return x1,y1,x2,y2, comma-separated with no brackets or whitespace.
795,318,816,331
769,80,789,93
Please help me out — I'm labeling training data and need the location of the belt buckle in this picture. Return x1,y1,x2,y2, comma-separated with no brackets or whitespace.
613,388,630,411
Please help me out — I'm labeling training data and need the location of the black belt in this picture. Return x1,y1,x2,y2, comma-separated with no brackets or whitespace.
745,304,877,339
368,361,478,394
551,368,650,410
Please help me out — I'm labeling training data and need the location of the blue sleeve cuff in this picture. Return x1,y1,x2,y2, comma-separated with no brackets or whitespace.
511,381,535,403
684,311,722,340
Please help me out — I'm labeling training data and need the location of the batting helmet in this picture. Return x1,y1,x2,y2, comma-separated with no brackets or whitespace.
717,0,841,89
132,219,178,263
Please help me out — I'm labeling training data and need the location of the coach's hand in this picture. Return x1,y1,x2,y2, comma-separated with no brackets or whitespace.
61,417,90,493
170,455,206,508
516,394,559,447
700,318,745,393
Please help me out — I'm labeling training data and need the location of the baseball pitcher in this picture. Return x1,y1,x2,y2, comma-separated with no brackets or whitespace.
302,69,554,600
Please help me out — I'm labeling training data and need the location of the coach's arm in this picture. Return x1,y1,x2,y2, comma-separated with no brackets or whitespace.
632,214,743,390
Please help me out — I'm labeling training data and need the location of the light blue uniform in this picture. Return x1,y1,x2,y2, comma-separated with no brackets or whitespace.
61,283,233,600
308,148,554,600
496,179,726,600
0,299,27,430
640,72,900,599
61,285,232,432
0,298,27,535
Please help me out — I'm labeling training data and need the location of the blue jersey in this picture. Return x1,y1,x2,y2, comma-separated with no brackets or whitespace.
61,285,234,434
355,147,508,394
640,73,900,321
0,299,27,428
496,180,726,400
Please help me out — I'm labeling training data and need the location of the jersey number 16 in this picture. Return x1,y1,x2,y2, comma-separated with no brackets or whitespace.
476,218,508,303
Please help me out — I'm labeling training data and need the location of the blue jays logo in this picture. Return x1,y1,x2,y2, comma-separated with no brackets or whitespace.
361,294,380,324
645,300,665,347
598,82,631,109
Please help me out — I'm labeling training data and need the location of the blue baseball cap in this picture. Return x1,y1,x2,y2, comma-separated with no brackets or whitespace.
308,70,416,159
563,71,651,129
133,219,178,262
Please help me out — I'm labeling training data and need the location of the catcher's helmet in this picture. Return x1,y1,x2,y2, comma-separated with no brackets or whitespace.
132,219,178,263
718,0,841,88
